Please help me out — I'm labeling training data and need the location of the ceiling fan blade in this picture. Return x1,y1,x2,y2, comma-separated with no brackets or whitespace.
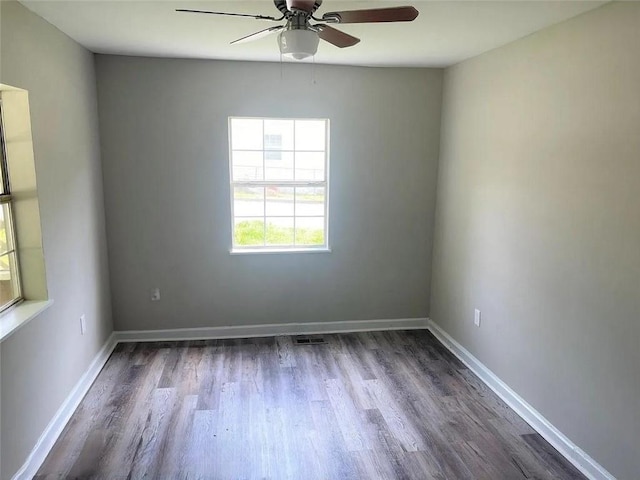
176,9,280,21
321,6,419,24
316,25,360,48
286,0,317,13
231,26,285,45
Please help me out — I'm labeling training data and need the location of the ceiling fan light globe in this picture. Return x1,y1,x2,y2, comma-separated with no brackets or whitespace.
278,29,319,60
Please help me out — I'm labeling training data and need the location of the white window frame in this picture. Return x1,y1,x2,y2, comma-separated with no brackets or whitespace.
0,100,23,312
228,116,330,254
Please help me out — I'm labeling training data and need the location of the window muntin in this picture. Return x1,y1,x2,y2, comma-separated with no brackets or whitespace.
229,117,329,251
0,102,22,311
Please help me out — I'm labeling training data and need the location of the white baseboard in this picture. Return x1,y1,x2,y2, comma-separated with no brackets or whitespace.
12,333,118,480
114,317,430,342
427,319,615,480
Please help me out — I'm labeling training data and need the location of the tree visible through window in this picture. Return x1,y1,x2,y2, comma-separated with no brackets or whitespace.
0,101,22,311
229,117,329,251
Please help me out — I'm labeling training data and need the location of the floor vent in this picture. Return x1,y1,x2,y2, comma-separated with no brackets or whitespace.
295,336,327,345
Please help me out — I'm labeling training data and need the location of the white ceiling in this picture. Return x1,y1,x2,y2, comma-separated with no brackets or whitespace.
20,0,607,67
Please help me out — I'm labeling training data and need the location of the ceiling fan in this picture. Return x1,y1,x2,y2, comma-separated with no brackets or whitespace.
176,1,419,60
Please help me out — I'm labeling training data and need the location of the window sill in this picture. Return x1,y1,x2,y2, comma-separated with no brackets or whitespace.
231,247,332,255
0,299,54,343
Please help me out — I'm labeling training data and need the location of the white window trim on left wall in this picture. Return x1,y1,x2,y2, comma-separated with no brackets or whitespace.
0,99,23,312
0,84,50,342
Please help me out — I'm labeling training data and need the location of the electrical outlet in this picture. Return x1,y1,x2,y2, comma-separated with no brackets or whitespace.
80,314,86,335
151,288,161,301
474,309,481,327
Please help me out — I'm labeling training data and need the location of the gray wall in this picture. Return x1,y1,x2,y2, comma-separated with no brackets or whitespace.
0,2,113,479
96,56,442,331
431,3,640,478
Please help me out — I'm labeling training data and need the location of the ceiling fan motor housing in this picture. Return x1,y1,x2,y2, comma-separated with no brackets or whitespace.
277,0,323,16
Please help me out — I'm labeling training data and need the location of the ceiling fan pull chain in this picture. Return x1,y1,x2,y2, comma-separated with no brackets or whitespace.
312,54,317,85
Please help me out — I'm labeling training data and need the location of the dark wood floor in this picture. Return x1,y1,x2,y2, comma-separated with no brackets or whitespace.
36,330,586,480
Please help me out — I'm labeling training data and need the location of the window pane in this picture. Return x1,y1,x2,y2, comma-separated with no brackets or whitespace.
266,217,294,246
234,187,264,217
231,118,263,150
264,119,294,150
234,218,265,246
229,117,328,252
265,151,294,181
232,151,263,181
295,152,325,181
0,252,19,308
295,217,325,246
266,187,294,216
296,187,325,217
0,203,16,255
295,120,326,151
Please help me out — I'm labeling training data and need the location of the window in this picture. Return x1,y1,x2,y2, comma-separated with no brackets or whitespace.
229,117,329,252
0,101,22,311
